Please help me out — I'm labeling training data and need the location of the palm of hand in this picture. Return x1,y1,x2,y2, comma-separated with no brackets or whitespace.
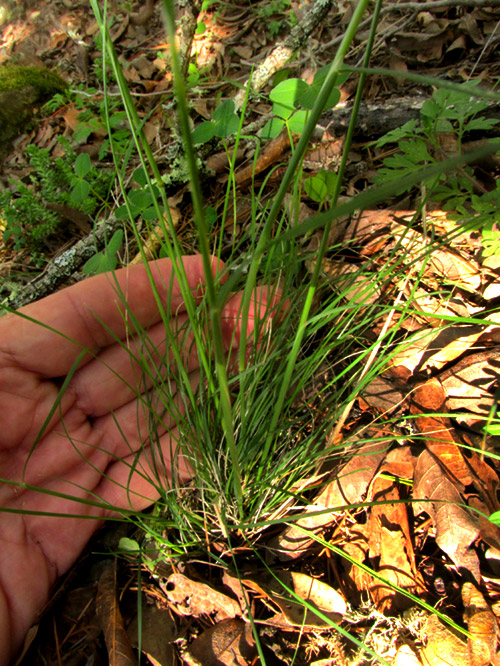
0,256,279,664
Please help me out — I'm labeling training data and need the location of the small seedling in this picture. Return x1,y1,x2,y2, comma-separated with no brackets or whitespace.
192,98,240,144
304,170,338,206
82,228,123,274
261,68,347,140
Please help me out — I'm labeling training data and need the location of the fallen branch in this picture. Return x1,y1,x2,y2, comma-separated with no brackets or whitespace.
234,0,335,109
5,216,124,310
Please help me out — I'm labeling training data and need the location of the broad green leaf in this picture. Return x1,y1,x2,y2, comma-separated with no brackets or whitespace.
401,139,432,162
106,228,123,254
213,99,239,137
70,179,90,205
192,120,216,144
489,510,500,525
109,111,127,128
142,206,158,220
372,120,418,149
205,205,217,227
421,99,440,119
115,204,137,220
195,21,206,34
129,188,152,208
119,537,141,553
304,170,338,202
464,117,499,132
133,166,148,186
270,78,308,118
287,109,308,135
297,65,346,110
74,152,91,178
82,252,111,275
261,117,285,140
214,112,239,138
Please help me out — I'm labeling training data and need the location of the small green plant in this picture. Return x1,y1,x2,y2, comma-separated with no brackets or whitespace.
81,228,123,274
372,81,500,254
304,169,338,207
192,98,240,144
261,68,347,140
256,0,296,36
0,140,112,257
191,69,346,147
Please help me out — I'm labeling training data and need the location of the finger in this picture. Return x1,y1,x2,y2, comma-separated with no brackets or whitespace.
69,313,199,417
221,285,288,352
68,284,287,417
0,255,222,377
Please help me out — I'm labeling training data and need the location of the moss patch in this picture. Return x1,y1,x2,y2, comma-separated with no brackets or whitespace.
0,63,67,99
0,64,68,152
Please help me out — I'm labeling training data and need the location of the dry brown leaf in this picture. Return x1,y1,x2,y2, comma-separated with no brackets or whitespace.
62,104,82,133
161,573,241,622
462,582,499,666
130,208,181,265
310,259,380,304
468,497,500,567
394,644,423,666
341,539,372,599
359,375,406,415
439,348,500,416
367,476,425,612
428,248,481,291
411,289,472,328
235,129,290,187
127,604,176,666
463,446,500,515
96,561,137,666
411,379,473,487
413,449,480,580
270,439,388,561
388,324,490,377
379,445,417,481
187,618,255,666
419,615,469,666
244,571,346,629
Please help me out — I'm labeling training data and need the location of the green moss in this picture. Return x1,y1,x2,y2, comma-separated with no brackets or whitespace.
0,64,67,100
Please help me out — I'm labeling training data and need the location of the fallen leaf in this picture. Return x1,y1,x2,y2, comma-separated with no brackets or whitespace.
367,476,425,612
379,445,417,481
413,449,480,580
359,375,406,415
462,582,498,666
187,618,255,666
411,379,473,487
439,348,500,416
428,248,481,291
245,571,346,629
394,644,423,666
127,603,176,666
270,439,388,561
161,573,241,622
419,615,469,666
96,561,137,666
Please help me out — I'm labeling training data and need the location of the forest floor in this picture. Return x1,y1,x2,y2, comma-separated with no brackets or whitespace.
2,0,500,664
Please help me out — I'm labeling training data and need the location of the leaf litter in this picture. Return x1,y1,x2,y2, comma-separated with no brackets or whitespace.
2,0,500,664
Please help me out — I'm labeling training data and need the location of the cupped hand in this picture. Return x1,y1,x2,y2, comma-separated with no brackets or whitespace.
0,256,282,664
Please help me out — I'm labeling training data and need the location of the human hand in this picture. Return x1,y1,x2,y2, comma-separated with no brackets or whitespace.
0,255,283,664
